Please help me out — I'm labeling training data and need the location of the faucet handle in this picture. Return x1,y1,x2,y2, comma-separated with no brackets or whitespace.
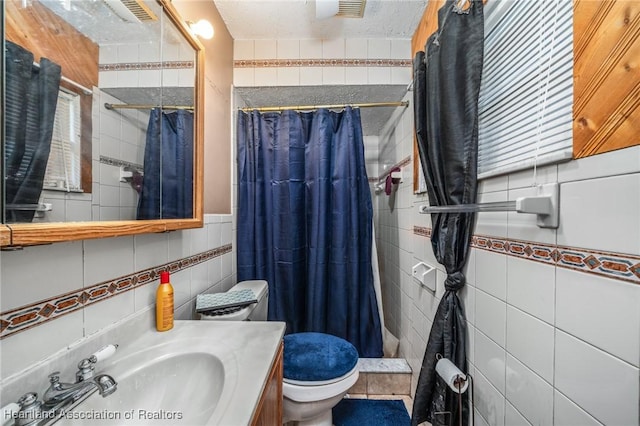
17,392,38,408
76,359,95,382
15,392,43,426
88,344,118,364
76,344,118,382
48,372,61,384
44,373,63,404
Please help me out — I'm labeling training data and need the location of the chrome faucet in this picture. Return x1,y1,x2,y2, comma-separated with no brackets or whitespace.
42,347,118,411
6,345,118,426
41,370,117,411
8,373,116,426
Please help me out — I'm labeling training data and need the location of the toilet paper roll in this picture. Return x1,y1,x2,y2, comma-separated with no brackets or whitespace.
435,358,469,394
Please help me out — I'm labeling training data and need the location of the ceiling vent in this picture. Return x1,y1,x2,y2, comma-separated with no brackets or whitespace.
337,0,367,18
103,0,158,23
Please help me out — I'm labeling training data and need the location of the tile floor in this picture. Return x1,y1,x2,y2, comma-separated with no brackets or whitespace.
345,357,415,418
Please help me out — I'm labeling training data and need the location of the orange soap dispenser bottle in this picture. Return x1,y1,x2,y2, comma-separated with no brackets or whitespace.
156,271,174,331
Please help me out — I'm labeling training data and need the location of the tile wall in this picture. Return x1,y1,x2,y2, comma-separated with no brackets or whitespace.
0,215,236,381
233,38,411,87
93,89,148,221
375,95,640,425
98,42,195,91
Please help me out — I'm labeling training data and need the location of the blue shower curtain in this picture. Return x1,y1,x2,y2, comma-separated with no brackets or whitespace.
237,107,383,358
137,109,193,220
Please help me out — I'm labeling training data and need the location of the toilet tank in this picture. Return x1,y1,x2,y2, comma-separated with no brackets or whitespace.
199,280,268,321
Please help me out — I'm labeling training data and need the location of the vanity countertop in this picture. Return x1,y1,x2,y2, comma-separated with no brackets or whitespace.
137,320,284,425
1,314,287,426
52,320,286,426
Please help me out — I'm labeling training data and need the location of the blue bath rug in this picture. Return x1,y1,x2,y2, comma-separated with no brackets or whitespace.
333,398,411,426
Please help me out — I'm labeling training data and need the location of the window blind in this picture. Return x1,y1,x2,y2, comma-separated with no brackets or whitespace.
44,90,82,192
477,0,573,179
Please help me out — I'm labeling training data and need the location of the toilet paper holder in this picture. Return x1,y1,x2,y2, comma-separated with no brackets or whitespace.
412,262,436,291
433,353,475,426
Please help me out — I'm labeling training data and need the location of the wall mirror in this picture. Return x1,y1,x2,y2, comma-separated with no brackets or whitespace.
2,0,204,246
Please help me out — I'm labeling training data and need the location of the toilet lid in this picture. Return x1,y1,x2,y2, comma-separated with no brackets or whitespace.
283,332,359,382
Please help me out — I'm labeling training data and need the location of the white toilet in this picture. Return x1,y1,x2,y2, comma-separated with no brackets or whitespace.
281,332,359,426
199,280,359,426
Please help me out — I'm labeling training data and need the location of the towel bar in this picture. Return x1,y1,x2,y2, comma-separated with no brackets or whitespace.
418,183,559,228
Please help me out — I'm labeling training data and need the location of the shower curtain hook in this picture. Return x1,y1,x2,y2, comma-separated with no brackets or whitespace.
452,0,471,15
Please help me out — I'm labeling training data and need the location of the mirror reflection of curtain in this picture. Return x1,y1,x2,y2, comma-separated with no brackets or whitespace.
137,109,194,220
236,107,383,358
5,41,61,223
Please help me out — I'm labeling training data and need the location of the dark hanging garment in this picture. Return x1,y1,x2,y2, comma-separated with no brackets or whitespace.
411,1,484,426
137,109,194,220
5,41,61,222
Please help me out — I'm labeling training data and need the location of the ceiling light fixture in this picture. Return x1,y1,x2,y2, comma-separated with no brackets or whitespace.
316,0,339,19
188,19,214,40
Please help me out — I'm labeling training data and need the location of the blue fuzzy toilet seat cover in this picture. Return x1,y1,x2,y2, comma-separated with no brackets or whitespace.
283,332,359,382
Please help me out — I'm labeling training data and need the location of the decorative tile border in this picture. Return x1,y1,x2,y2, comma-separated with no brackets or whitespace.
0,244,232,340
413,226,640,285
99,155,143,172
99,61,194,72
234,58,411,68
414,226,431,238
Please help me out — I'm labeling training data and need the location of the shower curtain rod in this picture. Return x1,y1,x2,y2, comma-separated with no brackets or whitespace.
32,61,93,96
239,100,409,112
104,103,194,111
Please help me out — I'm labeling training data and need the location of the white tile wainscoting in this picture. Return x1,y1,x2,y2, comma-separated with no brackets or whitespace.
0,215,236,379
375,93,640,426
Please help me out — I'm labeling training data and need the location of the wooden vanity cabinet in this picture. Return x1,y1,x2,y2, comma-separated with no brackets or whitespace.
252,341,283,425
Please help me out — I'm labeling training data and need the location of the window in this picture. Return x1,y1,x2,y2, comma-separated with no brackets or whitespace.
44,89,83,192
477,0,573,179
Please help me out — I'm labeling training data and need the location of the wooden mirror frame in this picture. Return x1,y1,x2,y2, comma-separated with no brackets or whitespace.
0,0,204,248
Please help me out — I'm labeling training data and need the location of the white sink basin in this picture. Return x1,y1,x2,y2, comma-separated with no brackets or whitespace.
60,353,223,425
54,320,285,425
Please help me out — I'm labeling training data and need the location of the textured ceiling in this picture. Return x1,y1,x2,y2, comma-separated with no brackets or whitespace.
46,0,428,42
213,0,427,40
40,0,165,44
236,85,409,135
